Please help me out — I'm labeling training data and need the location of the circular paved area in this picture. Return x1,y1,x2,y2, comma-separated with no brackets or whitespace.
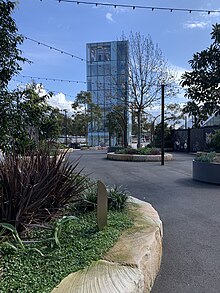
68,150,220,293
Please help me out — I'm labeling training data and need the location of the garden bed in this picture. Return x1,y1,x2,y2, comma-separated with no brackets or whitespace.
0,211,132,293
51,198,163,293
0,150,133,292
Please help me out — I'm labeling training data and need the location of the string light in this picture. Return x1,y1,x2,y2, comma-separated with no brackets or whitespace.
17,74,182,92
24,36,86,62
24,36,126,63
21,37,183,92
12,78,76,99
18,74,130,88
58,0,220,14
19,75,87,84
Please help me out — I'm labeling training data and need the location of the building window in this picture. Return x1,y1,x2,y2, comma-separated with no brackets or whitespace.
90,48,96,61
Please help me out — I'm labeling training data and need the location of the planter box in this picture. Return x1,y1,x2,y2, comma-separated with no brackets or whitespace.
193,160,220,185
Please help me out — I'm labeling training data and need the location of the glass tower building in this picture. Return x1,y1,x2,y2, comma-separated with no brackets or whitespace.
86,41,129,146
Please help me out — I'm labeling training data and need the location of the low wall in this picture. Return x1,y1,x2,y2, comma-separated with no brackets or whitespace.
107,152,173,162
51,198,163,293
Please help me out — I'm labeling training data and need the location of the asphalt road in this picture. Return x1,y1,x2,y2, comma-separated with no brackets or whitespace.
68,150,220,293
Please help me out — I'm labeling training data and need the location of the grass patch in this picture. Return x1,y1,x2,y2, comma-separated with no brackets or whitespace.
0,210,133,293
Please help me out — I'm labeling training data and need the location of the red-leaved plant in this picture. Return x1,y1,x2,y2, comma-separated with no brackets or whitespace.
0,150,87,231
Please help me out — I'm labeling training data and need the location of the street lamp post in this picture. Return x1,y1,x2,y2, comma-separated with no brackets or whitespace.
161,84,165,166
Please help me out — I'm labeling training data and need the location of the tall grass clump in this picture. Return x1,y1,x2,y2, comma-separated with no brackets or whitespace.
72,182,129,213
0,150,87,231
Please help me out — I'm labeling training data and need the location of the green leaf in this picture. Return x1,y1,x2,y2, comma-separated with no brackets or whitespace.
54,216,78,247
0,223,25,250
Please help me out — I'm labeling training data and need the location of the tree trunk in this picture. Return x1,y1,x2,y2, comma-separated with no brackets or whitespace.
137,110,141,148
123,108,128,148
151,122,155,147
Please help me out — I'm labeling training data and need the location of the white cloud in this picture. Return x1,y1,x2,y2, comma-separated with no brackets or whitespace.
48,93,74,116
171,65,189,81
183,9,220,30
18,83,75,117
183,21,208,29
106,12,114,22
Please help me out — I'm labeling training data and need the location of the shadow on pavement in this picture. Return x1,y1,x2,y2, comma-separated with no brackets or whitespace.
175,177,220,189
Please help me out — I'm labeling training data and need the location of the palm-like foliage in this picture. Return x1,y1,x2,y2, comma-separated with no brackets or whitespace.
0,150,86,231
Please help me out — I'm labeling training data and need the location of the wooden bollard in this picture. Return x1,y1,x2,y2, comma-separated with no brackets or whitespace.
97,180,108,230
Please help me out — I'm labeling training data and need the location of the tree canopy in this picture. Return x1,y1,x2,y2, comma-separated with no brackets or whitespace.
72,91,102,141
181,23,220,127
125,32,176,148
0,1,27,90
0,83,61,153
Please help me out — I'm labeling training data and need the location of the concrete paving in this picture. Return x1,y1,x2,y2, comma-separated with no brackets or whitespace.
68,150,220,293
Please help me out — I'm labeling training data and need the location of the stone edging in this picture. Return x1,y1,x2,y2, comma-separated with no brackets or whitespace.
107,152,173,162
51,198,163,293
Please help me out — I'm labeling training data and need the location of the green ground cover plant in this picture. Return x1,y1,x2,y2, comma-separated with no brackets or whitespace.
0,210,132,293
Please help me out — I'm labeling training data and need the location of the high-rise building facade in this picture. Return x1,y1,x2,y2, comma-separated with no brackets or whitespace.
86,41,129,146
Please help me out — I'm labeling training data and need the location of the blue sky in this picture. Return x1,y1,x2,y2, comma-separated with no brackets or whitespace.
9,0,220,114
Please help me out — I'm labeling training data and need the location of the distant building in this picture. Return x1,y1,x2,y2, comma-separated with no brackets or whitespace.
203,113,220,127
86,41,130,146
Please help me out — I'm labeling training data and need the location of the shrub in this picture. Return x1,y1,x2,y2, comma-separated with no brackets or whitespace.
195,152,217,163
115,147,161,155
39,140,66,151
153,123,173,148
0,150,87,231
148,147,161,155
137,147,161,155
108,185,129,210
71,181,98,213
137,147,149,155
72,182,129,213
115,148,138,155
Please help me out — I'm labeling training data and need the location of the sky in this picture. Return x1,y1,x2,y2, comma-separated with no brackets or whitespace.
9,0,220,115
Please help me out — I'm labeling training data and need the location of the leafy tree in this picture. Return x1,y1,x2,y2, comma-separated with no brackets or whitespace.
153,122,173,148
131,111,151,142
131,102,183,146
57,112,74,136
72,112,88,137
72,91,102,142
38,108,61,141
0,2,62,152
0,0,29,152
125,32,176,148
0,1,27,90
181,23,220,127
107,105,127,146
0,83,61,153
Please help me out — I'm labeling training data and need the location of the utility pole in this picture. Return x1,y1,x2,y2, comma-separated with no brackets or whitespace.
161,84,165,166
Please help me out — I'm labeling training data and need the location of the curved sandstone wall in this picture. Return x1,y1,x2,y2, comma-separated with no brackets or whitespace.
107,152,173,162
51,198,163,293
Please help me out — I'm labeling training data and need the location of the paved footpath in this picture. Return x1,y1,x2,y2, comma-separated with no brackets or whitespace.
68,150,220,293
